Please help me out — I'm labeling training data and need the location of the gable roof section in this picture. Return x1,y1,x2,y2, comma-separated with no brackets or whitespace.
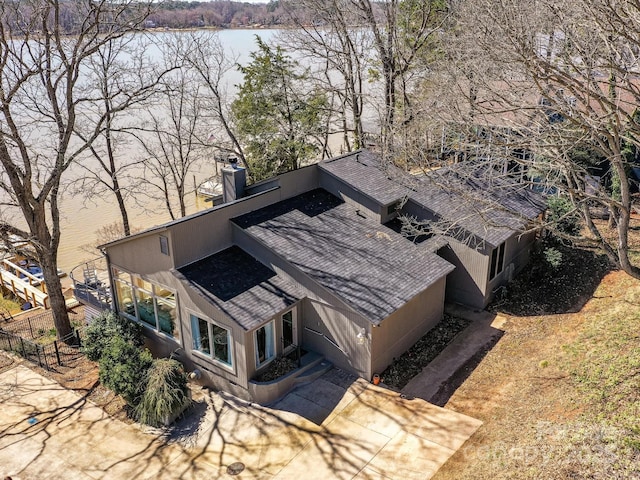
318,149,412,205
232,189,454,325
174,246,301,331
321,150,546,248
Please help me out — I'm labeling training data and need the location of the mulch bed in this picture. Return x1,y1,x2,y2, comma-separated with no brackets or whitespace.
381,314,472,390
488,239,611,316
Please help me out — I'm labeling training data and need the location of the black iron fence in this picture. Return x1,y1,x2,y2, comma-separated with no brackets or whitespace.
1,310,84,339
0,311,85,370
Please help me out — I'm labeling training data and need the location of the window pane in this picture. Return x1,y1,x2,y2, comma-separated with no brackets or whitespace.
490,248,498,279
134,278,153,292
159,235,169,255
497,243,506,274
212,324,231,366
113,268,131,283
255,321,275,367
154,285,174,301
156,297,178,338
191,315,211,354
115,280,135,317
282,310,293,347
135,289,156,327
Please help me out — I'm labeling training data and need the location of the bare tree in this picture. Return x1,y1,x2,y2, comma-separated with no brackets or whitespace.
169,31,249,175
133,69,209,221
283,0,447,151
0,0,154,337
429,0,640,277
73,35,168,237
281,1,374,151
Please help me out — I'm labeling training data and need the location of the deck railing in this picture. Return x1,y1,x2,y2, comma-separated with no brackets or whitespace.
70,257,112,311
0,258,49,308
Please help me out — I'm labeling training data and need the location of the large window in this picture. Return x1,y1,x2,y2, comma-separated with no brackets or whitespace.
255,320,275,368
489,242,506,280
113,269,135,317
281,308,296,352
190,314,233,368
113,268,179,340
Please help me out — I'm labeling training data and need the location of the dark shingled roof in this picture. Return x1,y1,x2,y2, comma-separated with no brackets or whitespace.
233,189,454,325
174,246,301,331
411,166,546,247
320,151,546,248
318,149,413,205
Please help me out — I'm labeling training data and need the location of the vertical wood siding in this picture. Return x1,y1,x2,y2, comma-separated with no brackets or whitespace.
438,240,490,309
370,277,447,376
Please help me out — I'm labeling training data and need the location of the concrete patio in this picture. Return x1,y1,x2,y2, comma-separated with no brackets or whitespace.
0,363,481,479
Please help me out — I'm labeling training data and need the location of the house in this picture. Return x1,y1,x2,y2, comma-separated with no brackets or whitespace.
99,149,544,403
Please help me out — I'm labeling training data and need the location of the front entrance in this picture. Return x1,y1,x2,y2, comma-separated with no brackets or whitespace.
281,307,297,353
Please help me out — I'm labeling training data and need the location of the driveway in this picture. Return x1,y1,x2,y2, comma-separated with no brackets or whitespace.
0,363,481,479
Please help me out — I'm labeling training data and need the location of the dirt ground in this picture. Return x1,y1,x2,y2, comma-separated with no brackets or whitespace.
433,269,640,479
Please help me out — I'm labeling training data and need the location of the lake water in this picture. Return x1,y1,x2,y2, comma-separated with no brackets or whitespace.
37,27,378,273
56,29,279,273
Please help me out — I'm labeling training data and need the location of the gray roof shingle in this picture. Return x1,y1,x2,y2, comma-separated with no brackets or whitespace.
233,189,454,325
174,246,302,331
319,150,413,205
320,151,546,248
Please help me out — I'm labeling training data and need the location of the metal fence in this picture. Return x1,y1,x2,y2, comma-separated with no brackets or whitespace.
0,310,86,370
1,310,84,339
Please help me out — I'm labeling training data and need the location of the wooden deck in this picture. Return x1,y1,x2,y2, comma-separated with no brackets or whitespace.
0,258,50,309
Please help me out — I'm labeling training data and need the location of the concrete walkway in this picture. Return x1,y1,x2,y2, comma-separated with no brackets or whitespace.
0,362,481,480
402,304,507,404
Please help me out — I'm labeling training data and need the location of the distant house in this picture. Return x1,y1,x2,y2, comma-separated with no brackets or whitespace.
98,150,544,403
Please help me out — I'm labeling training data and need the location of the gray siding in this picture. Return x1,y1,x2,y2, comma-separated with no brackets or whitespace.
232,223,372,378
243,302,302,382
302,296,370,378
170,167,320,268
107,231,174,277
269,165,320,200
486,229,537,295
173,277,248,387
370,277,447,376
104,167,321,400
442,228,538,309
170,189,282,268
401,198,438,222
438,240,490,309
107,262,252,398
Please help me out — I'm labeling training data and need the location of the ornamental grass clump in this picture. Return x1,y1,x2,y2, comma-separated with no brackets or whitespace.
83,312,191,425
135,358,191,427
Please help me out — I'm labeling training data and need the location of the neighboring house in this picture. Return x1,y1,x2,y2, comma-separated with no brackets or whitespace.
97,149,544,403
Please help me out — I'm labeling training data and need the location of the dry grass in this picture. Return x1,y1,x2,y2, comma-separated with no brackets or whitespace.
434,270,640,479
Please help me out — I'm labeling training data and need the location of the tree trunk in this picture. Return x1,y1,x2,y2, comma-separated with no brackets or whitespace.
114,184,131,237
40,256,71,339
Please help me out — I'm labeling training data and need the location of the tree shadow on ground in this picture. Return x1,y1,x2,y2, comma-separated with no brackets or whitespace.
428,332,503,407
489,240,611,316
158,396,210,448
